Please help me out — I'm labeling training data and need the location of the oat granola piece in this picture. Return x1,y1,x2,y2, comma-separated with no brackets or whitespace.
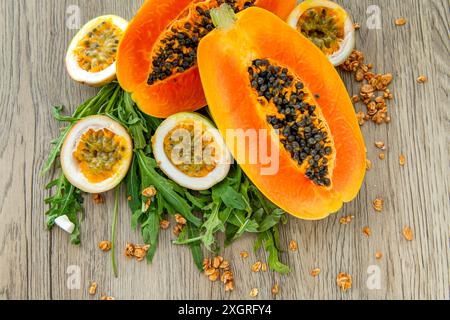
124,243,135,258
240,251,249,258
402,226,414,241
375,252,383,260
373,198,384,212
289,240,298,251
172,224,183,236
261,263,268,272
133,244,150,261
251,261,262,273
366,159,373,171
88,281,98,295
339,215,354,225
159,219,170,230
175,214,187,225
375,141,386,150
98,240,112,252
336,273,352,292
310,268,321,277
249,288,259,298
272,283,279,296
100,295,115,300
395,18,407,26
399,154,406,166
363,226,372,237
379,153,385,160
142,186,157,198
92,193,104,204
417,75,428,84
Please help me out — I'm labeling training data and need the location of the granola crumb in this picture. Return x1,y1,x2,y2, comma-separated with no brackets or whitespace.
172,224,184,236
402,226,414,241
373,198,384,212
417,75,428,84
363,226,372,237
92,193,104,204
395,18,407,26
212,256,223,269
336,273,352,292
143,198,151,212
310,268,321,277
366,159,373,171
353,22,361,30
98,240,112,252
249,288,259,298
272,283,279,296
142,186,157,198
399,154,406,166
124,243,135,258
251,261,262,273
127,195,132,201
379,153,385,160
261,263,268,272
88,281,97,295
289,240,298,251
375,251,383,260
175,214,187,225
159,219,170,230
100,295,115,300
375,141,386,150
339,215,354,225
240,251,249,258
209,269,220,282
133,244,150,261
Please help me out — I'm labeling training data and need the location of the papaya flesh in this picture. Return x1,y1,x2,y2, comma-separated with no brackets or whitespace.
116,0,297,118
198,6,366,220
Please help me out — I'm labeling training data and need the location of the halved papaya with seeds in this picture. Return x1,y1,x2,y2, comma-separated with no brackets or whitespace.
198,5,366,219
116,0,297,118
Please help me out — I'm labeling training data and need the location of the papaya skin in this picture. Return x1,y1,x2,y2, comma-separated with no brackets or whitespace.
198,7,366,220
116,0,297,118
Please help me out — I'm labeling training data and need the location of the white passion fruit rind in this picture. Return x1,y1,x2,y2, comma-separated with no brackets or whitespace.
65,15,128,87
287,0,355,66
152,112,231,191
61,115,133,194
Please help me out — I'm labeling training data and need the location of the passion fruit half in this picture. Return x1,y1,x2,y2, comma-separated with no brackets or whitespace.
61,115,133,193
66,15,128,87
152,112,231,191
287,0,355,66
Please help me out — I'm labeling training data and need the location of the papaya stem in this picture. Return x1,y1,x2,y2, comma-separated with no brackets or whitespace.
211,4,237,30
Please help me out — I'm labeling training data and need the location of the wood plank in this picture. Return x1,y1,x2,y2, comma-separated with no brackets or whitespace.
0,0,448,300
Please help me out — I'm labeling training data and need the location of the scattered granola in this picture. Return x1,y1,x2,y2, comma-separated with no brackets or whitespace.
272,283,279,296
402,226,414,241
159,219,170,230
289,240,298,251
399,154,406,166
124,243,150,261
92,193,105,204
240,251,249,258
339,215,354,225
203,256,235,291
88,281,98,295
375,252,383,260
362,226,372,237
417,75,428,84
98,240,112,252
336,273,352,292
340,50,394,125
249,288,259,298
251,261,262,273
310,268,321,277
142,186,157,198
395,18,407,26
373,198,384,212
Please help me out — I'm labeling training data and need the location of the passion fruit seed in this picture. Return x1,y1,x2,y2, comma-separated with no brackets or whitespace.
298,8,344,54
73,128,128,183
74,19,123,73
147,0,256,85
248,59,334,187
164,122,217,178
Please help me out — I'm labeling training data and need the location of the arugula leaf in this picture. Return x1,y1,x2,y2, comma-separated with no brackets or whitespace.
258,229,290,274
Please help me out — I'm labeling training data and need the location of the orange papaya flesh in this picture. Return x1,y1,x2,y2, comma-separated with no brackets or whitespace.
116,0,297,118
198,6,366,220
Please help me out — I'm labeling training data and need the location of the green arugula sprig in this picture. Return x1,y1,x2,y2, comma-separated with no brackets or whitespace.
43,82,290,274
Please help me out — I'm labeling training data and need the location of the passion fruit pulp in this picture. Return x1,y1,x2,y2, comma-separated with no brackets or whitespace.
61,115,133,193
287,0,355,66
66,15,128,87
152,112,231,191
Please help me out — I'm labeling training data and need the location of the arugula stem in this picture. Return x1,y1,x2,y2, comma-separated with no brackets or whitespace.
111,185,120,278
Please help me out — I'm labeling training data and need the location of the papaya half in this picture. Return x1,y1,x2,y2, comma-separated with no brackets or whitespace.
116,0,297,118
197,5,366,220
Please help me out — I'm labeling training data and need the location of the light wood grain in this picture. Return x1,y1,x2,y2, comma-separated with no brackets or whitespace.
0,0,448,300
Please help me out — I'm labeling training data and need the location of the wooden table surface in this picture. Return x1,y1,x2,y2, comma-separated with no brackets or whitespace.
0,0,448,300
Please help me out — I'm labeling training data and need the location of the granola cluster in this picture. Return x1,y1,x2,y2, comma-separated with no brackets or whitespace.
203,256,234,292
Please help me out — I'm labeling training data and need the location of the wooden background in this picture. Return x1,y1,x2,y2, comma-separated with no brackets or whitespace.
0,0,448,300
